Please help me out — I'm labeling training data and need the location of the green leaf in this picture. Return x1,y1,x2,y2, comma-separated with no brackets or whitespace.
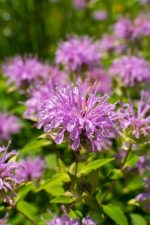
103,204,128,225
51,195,75,204
110,169,123,180
16,182,35,202
45,154,57,170
21,139,50,154
77,158,114,177
124,153,139,169
130,214,147,225
36,173,70,196
16,201,37,221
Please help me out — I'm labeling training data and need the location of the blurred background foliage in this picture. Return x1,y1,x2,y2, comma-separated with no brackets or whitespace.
0,0,140,60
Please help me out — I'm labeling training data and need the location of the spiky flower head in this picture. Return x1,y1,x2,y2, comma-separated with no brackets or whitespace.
109,56,150,87
38,83,120,152
73,0,87,9
120,91,150,140
16,157,44,182
0,113,20,144
2,56,46,89
86,68,112,94
0,144,22,203
55,36,101,72
47,215,96,225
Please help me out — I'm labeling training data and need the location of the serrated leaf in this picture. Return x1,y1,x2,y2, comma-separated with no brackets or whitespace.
77,158,114,177
103,204,128,225
130,214,147,225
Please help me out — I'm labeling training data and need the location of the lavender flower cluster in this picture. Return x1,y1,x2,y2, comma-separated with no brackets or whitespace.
48,215,96,225
1,2,150,222
0,113,20,144
37,83,119,152
0,145,22,203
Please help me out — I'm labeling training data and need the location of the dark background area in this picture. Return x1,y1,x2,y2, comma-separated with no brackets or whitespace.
0,0,140,60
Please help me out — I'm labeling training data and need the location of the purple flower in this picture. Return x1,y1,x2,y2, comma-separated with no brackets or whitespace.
38,83,120,152
48,215,79,225
47,215,96,225
120,91,150,139
82,217,96,225
109,56,150,87
0,144,22,203
114,16,150,40
99,35,125,55
73,0,87,9
92,10,107,21
137,155,150,175
114,18,133,39
139,0,150,4
0,113,20,144
24,84,51,121
86,68,112,94
2,56,46,89
16,157,44,181
55,36,101,72
24,66,67,120
0,216,8,225
136,177,150,211
133,14,150,38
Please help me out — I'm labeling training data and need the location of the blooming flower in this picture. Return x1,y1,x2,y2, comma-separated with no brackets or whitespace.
73,0,87,9
92,10,107,21
0,144,22,203
0,113,20,144
114,16,150,40
48,215,79,225
136,177,150,211
47,215,96,225
16,157,44,181
99,35,125,55
55,36,101,72
139,0,150,4
109,56,150,87
114,18,133,39
38,83,120,152
24,66,67,120
120,91,150,140
2,56,49,89
133,13,150,38
86,68,112,94
82,217,96,225
24,84,51,121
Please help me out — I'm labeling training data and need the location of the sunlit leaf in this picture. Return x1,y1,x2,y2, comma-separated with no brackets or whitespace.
77,158,114,177
130,214,147,225
103,204,128,225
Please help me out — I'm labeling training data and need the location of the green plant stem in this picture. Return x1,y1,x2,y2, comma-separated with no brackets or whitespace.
74,151,79,176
